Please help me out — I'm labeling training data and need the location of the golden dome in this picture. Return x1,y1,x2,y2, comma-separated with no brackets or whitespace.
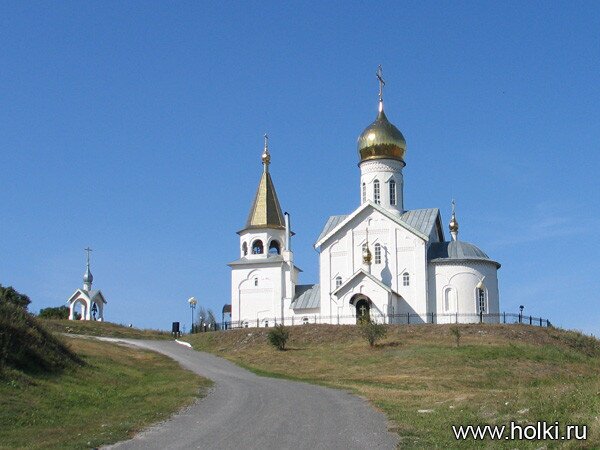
357,105,406,163
261,149,270,166
449,213,459,233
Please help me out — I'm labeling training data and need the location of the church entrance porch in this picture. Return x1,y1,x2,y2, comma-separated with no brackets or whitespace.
350,294,371,323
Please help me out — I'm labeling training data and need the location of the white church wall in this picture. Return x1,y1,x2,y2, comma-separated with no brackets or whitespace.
318,206,430,322
334,275,392,324
231,266,284,325
286,309,321,325
359,159,404,214
429,261,500,324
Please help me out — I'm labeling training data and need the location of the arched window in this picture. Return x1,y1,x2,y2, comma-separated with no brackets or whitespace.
374,243,381,264
252,240,263,254
362,182,366,203
403,272,410,286
444,287,455,312
268,240,281,255
373,180,380,204
302,317,309,325
254,277,258,286
477,288,486,313
242,242,248,256
335,276,342,289
389,179,396,206
264,320,269,328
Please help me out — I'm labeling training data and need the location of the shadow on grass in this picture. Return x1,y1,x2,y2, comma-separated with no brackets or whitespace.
374,341,402,349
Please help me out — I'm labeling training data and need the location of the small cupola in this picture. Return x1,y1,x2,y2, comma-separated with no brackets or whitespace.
449,200,459,241
83,247,93,291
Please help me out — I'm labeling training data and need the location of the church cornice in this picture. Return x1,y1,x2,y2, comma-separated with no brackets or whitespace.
359,159,405,173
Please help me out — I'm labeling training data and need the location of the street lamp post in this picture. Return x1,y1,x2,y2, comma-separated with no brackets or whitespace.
188,297,197,333
519,305,524,323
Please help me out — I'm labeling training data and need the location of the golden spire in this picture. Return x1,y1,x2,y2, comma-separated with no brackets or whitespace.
449,199,459,241
244,135,285,231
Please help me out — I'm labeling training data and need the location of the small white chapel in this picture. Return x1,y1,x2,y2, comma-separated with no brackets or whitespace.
67,248,107,321
229,67,500,327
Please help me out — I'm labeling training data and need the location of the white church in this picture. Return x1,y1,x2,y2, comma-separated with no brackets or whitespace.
229,68,500,327
67,248,107,321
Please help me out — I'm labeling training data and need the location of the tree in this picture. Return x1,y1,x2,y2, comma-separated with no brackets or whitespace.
0,285,31,309
206,309,219,330
359,320,387,347
267,325,290,351
39,305,80,320
196,305,208,327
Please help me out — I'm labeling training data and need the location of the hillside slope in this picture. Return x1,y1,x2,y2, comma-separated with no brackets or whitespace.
0,302,81,375
41,319,171,340
1,304,209,449
186,324,600,448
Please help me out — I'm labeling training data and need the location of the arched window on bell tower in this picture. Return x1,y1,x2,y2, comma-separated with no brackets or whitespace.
389,179,396,206
268,240,281,255
373,180,380,204
252,240,264,254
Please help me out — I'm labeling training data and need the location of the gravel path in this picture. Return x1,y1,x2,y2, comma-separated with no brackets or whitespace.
101,338,398,450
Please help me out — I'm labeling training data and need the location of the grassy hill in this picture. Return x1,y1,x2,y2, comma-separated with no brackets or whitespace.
0,302,82,376
41,319,172,340
1,303,209,449
185,324,600,448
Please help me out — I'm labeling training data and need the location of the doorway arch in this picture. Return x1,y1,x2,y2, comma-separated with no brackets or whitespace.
350,294,371,323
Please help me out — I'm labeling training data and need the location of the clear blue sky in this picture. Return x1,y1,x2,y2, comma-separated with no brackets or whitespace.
1,1,599,335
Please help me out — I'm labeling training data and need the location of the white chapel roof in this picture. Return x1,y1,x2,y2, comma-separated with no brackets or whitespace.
315,205,441,248
332,269,400,298
67,289,107,304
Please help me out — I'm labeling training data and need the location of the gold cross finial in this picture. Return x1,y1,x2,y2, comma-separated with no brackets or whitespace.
451,199,456,215
376,65,385,103
261,133,271,171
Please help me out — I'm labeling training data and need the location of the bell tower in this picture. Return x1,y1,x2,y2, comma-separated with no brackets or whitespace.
229,135,297,325
357,66,406,214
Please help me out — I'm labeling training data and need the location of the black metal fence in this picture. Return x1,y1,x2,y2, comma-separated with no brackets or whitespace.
190,311,551,333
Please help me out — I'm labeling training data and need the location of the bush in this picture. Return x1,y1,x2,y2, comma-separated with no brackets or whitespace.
0,285,31,309
267,325,290,351
359,320,387,347
39,305,75,320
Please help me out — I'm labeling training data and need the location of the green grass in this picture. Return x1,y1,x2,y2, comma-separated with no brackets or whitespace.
0,337,211,449
185,324,600,449
41,319,172,340
1,303,82,374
